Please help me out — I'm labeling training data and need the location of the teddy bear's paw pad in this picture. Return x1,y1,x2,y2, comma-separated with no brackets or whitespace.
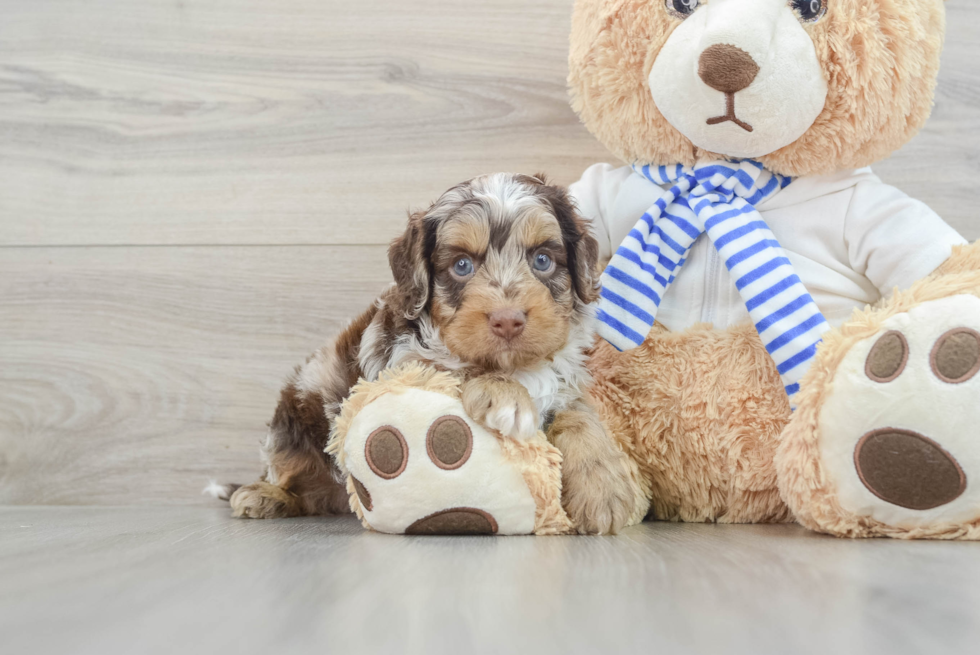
854,429,966,510
819,294,980,528
426,416,473,470
864,330,908,382
930,328,980,383
405,508,499,535
365,426,408,479
351,477,373,511
342,388,538,535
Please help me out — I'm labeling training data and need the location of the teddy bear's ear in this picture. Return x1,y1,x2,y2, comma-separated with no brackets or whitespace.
388,209,434,320
534,176,601,306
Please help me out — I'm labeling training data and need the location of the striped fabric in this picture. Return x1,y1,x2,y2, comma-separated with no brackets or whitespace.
596,160,830,402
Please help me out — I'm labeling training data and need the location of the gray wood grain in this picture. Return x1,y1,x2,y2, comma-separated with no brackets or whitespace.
3,507,980,655
0,246,391,505
1,0,979,507
0,0,609,246
873,1,980,241
0,1,977,247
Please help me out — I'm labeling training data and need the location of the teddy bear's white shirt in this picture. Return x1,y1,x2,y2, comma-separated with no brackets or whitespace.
571,163,966,332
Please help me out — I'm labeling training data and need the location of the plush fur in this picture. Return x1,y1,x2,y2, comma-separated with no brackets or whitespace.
569,0,945,176
588,323,793,524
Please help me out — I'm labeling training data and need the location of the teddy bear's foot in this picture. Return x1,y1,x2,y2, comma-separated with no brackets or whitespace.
780,293,980,539
331,372,573,536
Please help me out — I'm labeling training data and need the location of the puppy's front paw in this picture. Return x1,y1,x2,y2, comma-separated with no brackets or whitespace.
461,375,539,440
562,450,636,535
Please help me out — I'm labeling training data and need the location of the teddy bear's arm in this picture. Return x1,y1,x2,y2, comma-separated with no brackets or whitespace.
844,179,967,295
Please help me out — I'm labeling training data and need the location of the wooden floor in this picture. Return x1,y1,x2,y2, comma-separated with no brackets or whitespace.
3,507,980,655
1,0,979,507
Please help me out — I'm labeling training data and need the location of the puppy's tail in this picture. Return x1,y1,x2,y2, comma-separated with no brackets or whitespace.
202,480,241,502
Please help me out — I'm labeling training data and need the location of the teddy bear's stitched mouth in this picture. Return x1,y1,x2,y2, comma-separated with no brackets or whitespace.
698,44,758,134
706,92,754,133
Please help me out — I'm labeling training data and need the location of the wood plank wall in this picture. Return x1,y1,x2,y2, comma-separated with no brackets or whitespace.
1,0,978,505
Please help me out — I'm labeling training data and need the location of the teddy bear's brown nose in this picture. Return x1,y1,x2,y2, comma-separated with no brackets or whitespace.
698,44,760,94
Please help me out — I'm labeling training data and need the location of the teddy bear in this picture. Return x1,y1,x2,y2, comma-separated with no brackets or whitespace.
327,0,980,539
567,0,980,539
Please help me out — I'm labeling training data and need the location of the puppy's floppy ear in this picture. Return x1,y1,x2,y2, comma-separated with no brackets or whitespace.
388,209,434,319
536,177,601,305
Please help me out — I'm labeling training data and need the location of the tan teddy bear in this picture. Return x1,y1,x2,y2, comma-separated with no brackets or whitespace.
569,0,980,538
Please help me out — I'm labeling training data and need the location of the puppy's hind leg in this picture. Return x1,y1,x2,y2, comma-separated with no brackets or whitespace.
229,377,352,519
228,309,376,518
230,481,301,519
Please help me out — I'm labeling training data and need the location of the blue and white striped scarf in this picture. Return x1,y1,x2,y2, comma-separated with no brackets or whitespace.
596,160,829,401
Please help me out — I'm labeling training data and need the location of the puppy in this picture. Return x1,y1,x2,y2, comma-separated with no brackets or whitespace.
223,173,637,534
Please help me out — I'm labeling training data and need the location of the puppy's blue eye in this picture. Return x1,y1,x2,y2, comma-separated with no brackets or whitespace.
533,253,554,272
453,257,474,278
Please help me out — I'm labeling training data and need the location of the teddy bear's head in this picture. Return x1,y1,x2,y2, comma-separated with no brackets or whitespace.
569,0,945,176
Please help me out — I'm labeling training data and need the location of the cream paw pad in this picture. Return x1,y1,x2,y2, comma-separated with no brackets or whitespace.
327,363,572,536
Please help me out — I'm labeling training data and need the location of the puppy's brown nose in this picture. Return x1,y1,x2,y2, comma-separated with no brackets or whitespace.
698,44,760,94
489,310,526,341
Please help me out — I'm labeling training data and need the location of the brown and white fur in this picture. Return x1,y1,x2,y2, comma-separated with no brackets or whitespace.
219,173,637,534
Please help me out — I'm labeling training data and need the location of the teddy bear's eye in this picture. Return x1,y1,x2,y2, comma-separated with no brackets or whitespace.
665,0,700,19
791,0,826,22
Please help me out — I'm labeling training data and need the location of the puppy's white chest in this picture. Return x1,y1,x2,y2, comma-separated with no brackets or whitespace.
513,366,570,426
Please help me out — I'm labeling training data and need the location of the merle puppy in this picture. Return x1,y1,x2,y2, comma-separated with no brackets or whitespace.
222,173,637,534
